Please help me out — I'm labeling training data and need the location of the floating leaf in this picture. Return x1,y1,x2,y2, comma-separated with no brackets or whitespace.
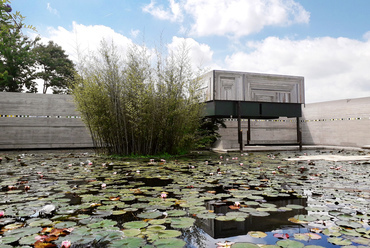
166,210,187,217
123,221,148,229
276,240,304,248
170,217,195,228
109,237,146,248
153,238,186,248
123,229,141,237
335,220,363,229
327,237,352,246
231,243,260,248
137,211,163,219
248,231,267,238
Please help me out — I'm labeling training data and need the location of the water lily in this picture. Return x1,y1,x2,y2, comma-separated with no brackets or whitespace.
101,183,107,188
61,240,71,248
0,211,4,217
234,201,240,207
216,241,235,247
161,192,167,198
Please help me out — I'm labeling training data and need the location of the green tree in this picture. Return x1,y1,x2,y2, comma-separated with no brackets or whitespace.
0,0,38,92
72,40,204,155
196,118,226,149
33,40,76,94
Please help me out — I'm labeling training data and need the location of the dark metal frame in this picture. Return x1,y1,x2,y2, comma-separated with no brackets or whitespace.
204,100,303,152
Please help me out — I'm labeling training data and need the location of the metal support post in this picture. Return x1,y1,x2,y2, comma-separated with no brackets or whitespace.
296,117,302,151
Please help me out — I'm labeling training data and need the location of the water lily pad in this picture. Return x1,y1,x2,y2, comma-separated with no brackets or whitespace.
231,243,260,248
0,236,20,244
327,237,352,246
109,237,146,248
170,217,195,228
123,229,141,237
336,220,363,229
28,219,53,227
276,240,304,248
54,221,76,228
248,231,267,238
123,221,148,229
166,210,187,217
148,219,166,225
137,211,163,219
87,219,117,228
153,238,186,248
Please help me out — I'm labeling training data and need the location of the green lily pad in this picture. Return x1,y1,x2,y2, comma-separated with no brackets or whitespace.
231,243,260,248
109,237,146,248
153,238,186,248
327,237,352,246
0,236,20,244
336,220,363,229
170,217,196,228
148,219,166,225
276,240,304,248
166,210,187,217
54,221,76,228
248,231,267,238
123,221,148,229
137,211,163,219
28,219,53,227
123,229,141,237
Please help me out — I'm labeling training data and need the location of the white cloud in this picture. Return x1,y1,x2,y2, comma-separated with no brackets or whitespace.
46,3,59,16
224,35,370,103
130,29,140,38
142,0,183,22
143,0,309,37
363,31,370,41
44,22,133,64
41,23,217,76
167,36,217,71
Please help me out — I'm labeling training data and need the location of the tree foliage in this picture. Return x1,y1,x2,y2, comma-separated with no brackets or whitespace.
72,40,205,155
33,40,76,94
196,118,226,149
0,0,38,92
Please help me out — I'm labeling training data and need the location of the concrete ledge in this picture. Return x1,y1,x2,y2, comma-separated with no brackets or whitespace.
212,145,368,153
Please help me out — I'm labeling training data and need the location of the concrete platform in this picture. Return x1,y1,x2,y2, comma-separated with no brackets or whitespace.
212,145,368,153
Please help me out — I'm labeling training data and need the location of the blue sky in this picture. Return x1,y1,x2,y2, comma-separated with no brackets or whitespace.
12,0,370,103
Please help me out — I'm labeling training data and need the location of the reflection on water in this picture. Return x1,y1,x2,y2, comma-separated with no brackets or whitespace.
201,198,307,239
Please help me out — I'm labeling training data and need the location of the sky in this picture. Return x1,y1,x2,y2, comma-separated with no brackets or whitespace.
12,0,370,103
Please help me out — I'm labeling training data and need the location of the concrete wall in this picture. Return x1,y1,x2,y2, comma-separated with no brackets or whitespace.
214,97,370,150
0,92,93,149
301,97,370,147
214,118,298,150
1,92,370,150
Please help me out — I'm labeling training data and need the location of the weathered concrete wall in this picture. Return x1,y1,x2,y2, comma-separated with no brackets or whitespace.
1,92,370,150
301,97,370,148
214,118,298,150
0,92,93,149
214,97,370,150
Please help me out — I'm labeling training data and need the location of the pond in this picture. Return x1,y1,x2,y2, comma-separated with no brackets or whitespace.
0,149,369,248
